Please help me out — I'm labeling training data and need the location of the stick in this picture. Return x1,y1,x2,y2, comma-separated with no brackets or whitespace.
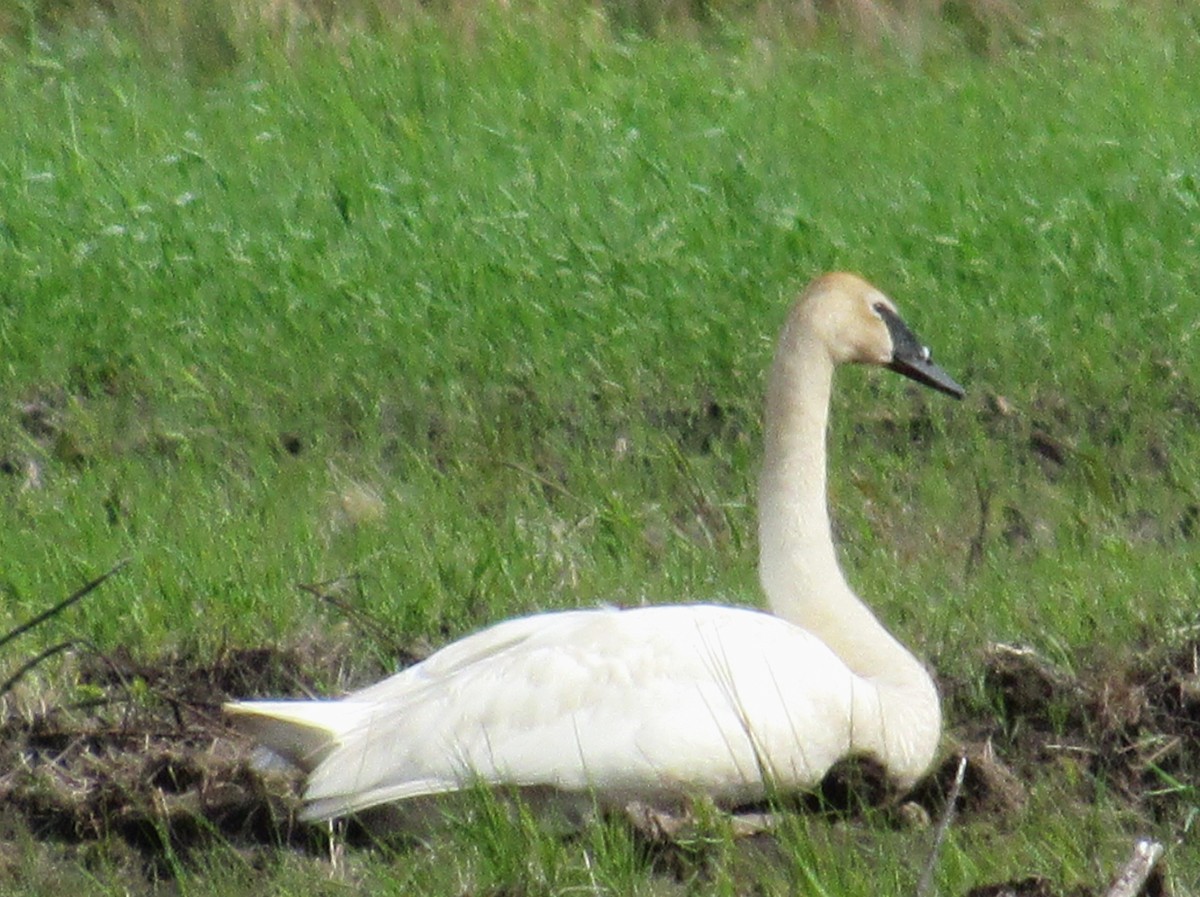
965,475,992,576
0,558,130,652
500,459,583,505
0,640,78,698
1103,839,1163,897
915,755,968,897
298,575,401,647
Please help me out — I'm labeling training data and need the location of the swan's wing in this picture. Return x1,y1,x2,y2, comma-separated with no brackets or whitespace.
301,605,868,820
226,610,596,770
349,609,605,703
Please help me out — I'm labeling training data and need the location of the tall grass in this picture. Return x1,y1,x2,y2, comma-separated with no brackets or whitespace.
1,3,1199,893
3,3,1197,656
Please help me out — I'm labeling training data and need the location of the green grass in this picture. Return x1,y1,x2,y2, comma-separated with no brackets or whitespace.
2,3,1200,894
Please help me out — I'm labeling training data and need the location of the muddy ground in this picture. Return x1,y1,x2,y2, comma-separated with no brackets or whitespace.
2,617,1196,895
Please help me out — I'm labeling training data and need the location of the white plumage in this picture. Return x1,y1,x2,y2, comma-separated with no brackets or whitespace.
226,272,964,824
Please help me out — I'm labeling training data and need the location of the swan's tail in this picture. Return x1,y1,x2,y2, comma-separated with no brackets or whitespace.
224,700,367,773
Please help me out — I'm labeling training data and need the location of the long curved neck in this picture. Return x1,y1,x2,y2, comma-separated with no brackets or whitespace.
756,314,921,687
754,290,942,787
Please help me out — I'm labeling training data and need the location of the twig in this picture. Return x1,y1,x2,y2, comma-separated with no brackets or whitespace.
665,439,740,553
965,475,992,576
500,459,583,505
0,640,78,698
0,558,130,653
1103,838,1163,897
298,575,401,647
327,818,346,877
915,755,968,897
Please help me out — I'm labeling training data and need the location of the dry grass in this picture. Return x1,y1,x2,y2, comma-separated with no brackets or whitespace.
2,0,1070,60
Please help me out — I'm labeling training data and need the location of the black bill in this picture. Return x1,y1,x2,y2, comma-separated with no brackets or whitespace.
875,303,965,400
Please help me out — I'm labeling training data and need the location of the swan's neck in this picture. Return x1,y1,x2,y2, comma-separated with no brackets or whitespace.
758,335,843,621
757,319,937,713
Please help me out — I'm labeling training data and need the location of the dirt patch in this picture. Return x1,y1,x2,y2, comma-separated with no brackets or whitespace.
0,647,313,863
947,638,1200,820
965,877,1083,897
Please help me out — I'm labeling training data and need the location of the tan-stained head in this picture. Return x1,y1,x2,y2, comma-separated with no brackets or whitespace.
778,272,963,399
790,271,898,366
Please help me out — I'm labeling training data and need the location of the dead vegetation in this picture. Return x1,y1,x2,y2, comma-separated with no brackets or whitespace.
0,0,1049,65
0,644,316,873
962,638,1200,822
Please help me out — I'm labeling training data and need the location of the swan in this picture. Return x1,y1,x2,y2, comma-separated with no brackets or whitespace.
225,272,964,824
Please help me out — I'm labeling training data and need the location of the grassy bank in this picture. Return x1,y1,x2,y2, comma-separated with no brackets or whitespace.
1,4,1199,894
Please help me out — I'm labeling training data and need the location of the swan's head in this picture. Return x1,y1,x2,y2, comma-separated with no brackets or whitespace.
797,272,964,399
